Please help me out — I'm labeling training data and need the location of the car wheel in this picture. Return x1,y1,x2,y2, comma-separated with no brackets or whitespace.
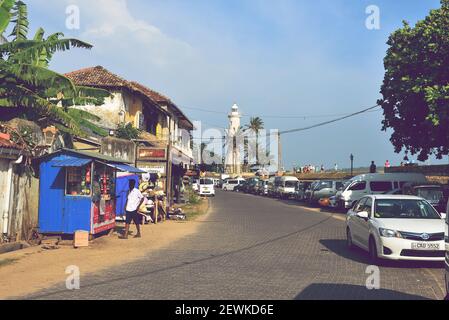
369,237,379,264
346,228,355,249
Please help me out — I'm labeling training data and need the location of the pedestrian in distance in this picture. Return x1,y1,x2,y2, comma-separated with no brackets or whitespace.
369,161,377,173
384,160,390,168
120,179,145,239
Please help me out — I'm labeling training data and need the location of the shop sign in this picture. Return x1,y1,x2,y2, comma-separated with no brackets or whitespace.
138,147,167,160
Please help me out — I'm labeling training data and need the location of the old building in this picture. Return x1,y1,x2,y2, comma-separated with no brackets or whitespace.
65,66,194,205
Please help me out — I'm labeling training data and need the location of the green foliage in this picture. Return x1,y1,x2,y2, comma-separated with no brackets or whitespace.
67,109,109,137
245,117,264,164
0,0,14,35
9,0,27,40
188,191,200,205
115,123,141,140
10,124,35,148
246,117,264,133
379,0,449,161
0,0,111,138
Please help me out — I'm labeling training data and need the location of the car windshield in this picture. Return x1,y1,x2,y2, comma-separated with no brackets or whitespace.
416,188,443,202
200,179,214,185
285,181,296,187
315,181,332,190
374,199,441,219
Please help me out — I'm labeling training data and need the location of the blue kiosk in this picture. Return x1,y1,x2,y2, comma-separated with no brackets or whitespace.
37,149,144,235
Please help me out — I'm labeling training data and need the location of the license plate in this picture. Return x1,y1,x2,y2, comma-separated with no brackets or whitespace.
411,242,440,250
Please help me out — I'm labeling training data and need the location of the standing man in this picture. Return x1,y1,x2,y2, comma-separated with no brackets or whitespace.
369,161,377,173
121,179,145,239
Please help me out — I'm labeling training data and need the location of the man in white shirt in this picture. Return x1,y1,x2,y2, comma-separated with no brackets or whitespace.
121,179,144,239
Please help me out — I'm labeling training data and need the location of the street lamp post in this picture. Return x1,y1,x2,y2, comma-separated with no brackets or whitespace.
350,154,354,176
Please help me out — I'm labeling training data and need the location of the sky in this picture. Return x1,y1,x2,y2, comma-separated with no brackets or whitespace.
22,0,445,169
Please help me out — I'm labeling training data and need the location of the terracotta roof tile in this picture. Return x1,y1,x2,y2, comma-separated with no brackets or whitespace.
129,82,171,104
0,137,20,149
65,66,128,88
65,66,192,128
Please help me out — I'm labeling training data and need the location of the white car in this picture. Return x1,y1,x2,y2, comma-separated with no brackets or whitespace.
198,178,215,197
222,178,245,191
346,195,446,263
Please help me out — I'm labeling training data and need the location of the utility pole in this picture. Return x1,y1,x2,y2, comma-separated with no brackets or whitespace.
350,153,354,176
277,132,282,172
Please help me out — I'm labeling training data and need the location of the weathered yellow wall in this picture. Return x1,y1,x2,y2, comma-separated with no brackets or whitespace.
73,141,100,152
125,94,143,127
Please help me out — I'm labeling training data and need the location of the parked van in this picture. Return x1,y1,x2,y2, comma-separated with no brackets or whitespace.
222,178,245,191
199,178,215,196
339,173,427,209
278,176,300,199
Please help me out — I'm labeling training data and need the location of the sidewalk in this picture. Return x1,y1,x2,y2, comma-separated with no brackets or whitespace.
0,198,210,299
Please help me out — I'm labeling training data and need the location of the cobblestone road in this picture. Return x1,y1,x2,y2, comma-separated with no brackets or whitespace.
27,190,445,300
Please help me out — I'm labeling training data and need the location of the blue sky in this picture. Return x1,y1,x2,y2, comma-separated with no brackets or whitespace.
24,0,444,169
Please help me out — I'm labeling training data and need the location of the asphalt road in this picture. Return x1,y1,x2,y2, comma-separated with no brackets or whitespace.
28,190,446,300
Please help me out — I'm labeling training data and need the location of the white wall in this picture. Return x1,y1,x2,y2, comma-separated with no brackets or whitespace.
73,91,126,129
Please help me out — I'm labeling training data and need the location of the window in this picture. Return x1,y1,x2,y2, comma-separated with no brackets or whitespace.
349,181,366,191
363,198,373,216
354,198,367,212
416,187,443,202
374,199,440,219
336,182,344,190
285,181,297,188
200,179,214,185
135,111,145,130
370,181,393,192
66,166,91,196
228,180,237,185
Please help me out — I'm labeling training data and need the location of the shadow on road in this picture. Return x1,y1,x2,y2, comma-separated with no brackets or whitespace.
295,283,430,300
320,239,444,269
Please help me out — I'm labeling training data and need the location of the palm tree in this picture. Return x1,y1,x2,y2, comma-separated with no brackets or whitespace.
0,0,110,137
245,117,264,165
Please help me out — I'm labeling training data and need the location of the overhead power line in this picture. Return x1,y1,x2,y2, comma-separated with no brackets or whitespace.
189,104,382,143
279,105,381,135
181,105,381,120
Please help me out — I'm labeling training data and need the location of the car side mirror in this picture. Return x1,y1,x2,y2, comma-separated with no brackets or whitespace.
440,213,446,220
356,211,369,219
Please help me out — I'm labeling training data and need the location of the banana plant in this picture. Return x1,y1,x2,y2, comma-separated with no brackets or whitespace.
0,0,111,137
0,0,14,36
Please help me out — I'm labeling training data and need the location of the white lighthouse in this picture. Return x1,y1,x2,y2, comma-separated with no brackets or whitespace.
225,103,241,175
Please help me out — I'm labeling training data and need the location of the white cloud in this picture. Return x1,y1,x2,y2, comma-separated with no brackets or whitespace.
59,0,195,68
